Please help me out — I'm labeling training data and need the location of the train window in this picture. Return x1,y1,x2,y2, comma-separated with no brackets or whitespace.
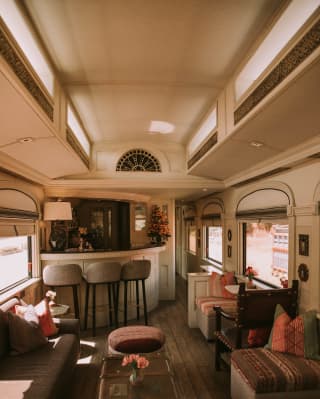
243,222,288,287
0,236,32,292
206,226,222,266
186,221,196,254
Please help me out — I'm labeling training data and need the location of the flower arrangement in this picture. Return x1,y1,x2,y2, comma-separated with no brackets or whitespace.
121,354,149,370
78,227,88,237
147,205,171,244
245,266,258,281
122,354,149,385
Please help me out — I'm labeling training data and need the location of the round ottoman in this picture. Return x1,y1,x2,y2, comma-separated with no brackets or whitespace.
107,325,165,354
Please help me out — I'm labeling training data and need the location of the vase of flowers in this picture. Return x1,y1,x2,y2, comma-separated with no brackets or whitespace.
147,205,171,245
121,354,149,386
245,266,258,288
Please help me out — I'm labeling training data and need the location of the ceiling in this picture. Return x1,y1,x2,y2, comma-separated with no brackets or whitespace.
1,0,319,200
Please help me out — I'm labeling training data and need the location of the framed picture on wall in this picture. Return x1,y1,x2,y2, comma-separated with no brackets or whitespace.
298,234,309,256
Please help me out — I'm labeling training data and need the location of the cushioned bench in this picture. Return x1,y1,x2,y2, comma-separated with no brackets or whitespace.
196,271,237,340
230,307,320,399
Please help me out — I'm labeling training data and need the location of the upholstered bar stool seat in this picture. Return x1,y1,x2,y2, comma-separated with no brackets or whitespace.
108,325,165,354
83,261,121,336
43,264,82,320
120,260,151,326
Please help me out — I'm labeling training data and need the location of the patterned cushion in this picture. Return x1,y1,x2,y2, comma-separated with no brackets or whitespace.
232,348,320,394
208,271,236,299
196,297,236,316
267,304,320,359
248,327,271,347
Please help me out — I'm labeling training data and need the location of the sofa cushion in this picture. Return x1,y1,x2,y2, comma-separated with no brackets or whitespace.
231,348,320,394
7,311,48,355
267,304,320,359
208,272,236,299
196,296,236,316
0,333,79,399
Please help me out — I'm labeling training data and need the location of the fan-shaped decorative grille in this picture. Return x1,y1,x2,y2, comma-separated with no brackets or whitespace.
116,149,161,172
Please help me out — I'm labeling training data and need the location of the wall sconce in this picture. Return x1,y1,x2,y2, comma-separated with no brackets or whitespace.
43,201,72,251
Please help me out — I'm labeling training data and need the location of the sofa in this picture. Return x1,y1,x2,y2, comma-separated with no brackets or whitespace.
0,296,80,399
195,271,237,340
231,308,320,398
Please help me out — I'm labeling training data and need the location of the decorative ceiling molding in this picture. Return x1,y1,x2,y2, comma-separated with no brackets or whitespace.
116,149,161,172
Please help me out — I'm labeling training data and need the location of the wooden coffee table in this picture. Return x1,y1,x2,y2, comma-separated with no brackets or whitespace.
97,352,178,399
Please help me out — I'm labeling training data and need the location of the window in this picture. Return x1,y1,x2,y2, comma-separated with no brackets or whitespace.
187,106,217,157
0,0,54,96
0,235,32,292
243,222,288,287
206,226,222,265
186,221,196,253
235,0,320,101
134,205,147,231
67,104,91,157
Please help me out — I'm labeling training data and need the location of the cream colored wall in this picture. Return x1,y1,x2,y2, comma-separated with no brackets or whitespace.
184,161,320,311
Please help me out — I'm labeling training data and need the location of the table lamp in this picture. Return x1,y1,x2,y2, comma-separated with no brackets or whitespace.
43,201,72,251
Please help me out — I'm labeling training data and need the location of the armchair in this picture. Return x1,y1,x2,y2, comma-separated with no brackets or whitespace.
214,279,299,370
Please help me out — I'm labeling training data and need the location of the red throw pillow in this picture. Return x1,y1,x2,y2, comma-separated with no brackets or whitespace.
35,299,59,337
16,299,58,337
209,271,236,299
248,327,271,347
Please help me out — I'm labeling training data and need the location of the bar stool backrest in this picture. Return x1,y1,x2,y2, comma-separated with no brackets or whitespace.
85,261,122,284
121,260,151,281
43,264,82,286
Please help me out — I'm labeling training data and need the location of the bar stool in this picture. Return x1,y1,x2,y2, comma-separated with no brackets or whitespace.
43,264,82,319
83,261,121,336
120,260,151,326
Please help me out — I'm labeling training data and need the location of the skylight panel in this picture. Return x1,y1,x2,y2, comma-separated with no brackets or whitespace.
188,107,217,157
0,0,54,96
67,105,91,157
235,0,320,102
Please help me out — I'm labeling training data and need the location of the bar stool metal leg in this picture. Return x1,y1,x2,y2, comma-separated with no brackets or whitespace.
92,284,96,336
142,279,148,325
111,283,118,327
135,280,140,321
84,283,90,330
124,280,128,326
107,283,113,326
72,285,80,320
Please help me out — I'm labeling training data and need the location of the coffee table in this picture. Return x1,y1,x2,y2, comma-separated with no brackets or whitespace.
97,351,178,399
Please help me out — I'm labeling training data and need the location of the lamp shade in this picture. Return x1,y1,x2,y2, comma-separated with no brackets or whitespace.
43,202,72,221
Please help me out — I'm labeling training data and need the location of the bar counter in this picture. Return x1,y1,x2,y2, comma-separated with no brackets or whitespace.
40,245,166,328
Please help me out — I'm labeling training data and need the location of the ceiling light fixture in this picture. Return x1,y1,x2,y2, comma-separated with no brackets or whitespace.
250,141,264,148
149,120,175,134
19,137,33,143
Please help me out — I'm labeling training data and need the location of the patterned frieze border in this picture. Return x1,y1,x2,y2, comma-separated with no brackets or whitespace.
0,25,53,121
234,19,320,124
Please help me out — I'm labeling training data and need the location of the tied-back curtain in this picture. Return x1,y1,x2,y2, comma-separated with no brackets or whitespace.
0,189,39,237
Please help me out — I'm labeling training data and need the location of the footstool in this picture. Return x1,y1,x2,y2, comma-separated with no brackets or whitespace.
107,325,165,355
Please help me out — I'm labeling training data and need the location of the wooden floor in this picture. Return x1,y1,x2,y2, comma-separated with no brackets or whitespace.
67,274,231,399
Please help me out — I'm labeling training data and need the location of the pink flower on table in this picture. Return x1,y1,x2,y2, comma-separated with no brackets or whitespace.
121,354,149,369
245,266,258,281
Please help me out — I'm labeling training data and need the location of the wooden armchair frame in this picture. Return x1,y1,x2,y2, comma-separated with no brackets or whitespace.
214,279,299,370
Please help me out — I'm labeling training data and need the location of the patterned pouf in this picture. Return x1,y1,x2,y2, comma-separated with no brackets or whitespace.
107,325,165,354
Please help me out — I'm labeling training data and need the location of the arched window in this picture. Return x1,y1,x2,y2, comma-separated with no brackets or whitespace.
116,149,161,172
237,189,290,288
0,189,39,292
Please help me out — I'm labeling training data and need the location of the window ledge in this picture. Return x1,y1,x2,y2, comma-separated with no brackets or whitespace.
0,278,41,304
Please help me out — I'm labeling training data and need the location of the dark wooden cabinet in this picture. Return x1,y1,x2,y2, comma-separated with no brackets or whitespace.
76,200,130,250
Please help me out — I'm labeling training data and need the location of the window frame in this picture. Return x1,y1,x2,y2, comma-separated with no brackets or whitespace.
205,225,223,267
242,220,289,288
185,218,196,254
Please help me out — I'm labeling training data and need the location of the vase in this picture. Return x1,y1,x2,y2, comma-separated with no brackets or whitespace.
129,368,144,386
246,279,255,289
